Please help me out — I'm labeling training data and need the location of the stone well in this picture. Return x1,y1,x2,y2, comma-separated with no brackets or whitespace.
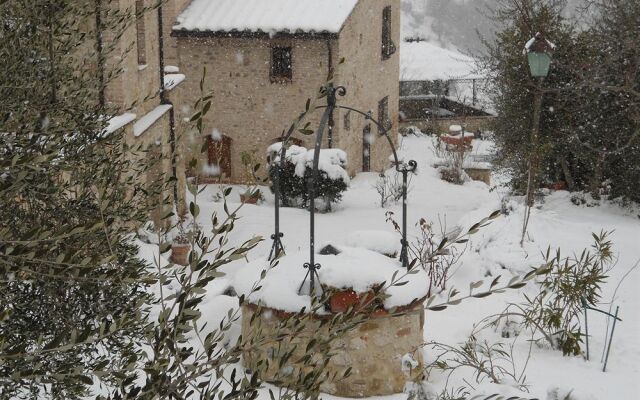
240,296,425,397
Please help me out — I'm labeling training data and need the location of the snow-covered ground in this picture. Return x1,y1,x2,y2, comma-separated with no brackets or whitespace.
139,134,640,399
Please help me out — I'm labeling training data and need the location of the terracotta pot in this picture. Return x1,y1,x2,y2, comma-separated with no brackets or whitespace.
170,243,191,266
329,289,375,313
240,192,260,204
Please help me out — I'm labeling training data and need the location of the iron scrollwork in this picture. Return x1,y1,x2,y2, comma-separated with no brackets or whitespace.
268,84,417,296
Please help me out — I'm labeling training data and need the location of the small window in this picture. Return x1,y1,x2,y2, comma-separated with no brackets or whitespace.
378,96,390,133
271,46,292,82
381,6,396,60
344,110,351,131
135,0,146,65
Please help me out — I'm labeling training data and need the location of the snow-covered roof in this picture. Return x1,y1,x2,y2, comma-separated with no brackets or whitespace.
164,73,185,91
400,41,483,82
103,113,136,137
174,0,358,36
134,105,172,137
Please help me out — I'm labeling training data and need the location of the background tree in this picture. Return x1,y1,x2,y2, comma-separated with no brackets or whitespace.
483,0,576,193
567,0,640,201
484,0,639,204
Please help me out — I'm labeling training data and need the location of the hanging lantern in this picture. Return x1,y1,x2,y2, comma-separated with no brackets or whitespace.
525,32,555,78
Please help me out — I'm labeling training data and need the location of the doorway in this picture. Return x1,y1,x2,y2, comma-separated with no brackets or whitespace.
206,134,232,179
362,125,371,172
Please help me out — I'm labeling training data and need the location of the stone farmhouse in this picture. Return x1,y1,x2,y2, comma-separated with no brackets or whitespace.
170,0,401,182
100,0,191,219
399,40,494,135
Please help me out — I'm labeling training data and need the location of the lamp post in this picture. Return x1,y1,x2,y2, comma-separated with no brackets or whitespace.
521,32,554,245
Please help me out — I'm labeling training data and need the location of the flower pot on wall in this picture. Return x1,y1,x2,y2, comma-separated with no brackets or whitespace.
328,289,376,313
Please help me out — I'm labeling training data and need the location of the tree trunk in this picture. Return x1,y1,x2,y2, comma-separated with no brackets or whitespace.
590,155,605,200
559,156,575,191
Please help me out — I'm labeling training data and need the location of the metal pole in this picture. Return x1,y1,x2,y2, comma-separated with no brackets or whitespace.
400,169,409,269
584,306,589,361
603,306,619,372
269,145,287,261
303,88,333,296
521,77,544,245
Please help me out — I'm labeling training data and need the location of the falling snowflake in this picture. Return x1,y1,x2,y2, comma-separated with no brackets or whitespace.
235,51,244,65
210,128,223,141
364,132,375,145
202,164,220,177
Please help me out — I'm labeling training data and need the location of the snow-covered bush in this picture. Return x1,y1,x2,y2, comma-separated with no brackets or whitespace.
400,125,423,137
267,143,350,212
346,230,400,258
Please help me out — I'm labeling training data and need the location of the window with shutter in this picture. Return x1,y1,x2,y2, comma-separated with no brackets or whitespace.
135,0,146,66
271,46,292,83
378,96,390,133
381,6,396,60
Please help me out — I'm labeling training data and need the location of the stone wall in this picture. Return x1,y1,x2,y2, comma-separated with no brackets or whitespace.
100,0,187,217
241,303,424,397
335,0,401,174
174,35,333,182
161,0,192,67
105,0,162,117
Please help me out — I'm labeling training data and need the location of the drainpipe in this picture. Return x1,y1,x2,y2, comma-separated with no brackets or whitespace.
326,39,334,148
157,3,180,213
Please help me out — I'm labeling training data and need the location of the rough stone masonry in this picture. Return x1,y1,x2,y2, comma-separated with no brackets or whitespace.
241,303,424,397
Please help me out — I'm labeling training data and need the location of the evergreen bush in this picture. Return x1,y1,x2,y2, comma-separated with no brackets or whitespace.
268,146,349,212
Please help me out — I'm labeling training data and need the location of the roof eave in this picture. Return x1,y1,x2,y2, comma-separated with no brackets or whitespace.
171,29,339,40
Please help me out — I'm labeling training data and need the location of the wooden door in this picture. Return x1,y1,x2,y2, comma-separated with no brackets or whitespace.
206,135,232,179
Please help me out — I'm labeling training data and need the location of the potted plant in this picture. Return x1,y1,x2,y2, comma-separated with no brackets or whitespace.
170,233,190,266
239,150,264,204
170,218,200,266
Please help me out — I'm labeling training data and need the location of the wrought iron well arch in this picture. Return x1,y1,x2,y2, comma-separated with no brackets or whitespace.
268,84,417,296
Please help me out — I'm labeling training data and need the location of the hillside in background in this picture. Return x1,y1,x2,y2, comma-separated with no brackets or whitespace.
401,0,586,54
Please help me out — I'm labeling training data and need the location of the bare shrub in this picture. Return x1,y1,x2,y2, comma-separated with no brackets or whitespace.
425,337,529,392
433,138,470,185
374,170,413,208
408,218,466,297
